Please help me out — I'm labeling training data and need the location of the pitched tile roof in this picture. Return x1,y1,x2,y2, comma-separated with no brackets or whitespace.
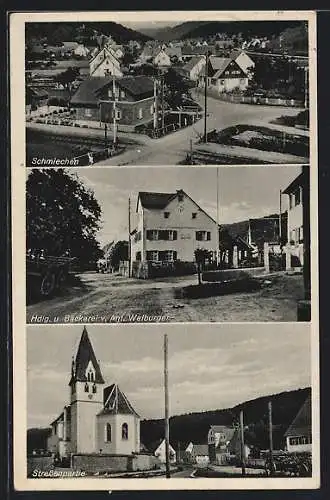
71,76,112,106
117,76,154,97
98,383,139,417
192,444,209,456
284,394,312,437
138,191,176,210
209,56,232,78
69,327,105,385
183,56,204,72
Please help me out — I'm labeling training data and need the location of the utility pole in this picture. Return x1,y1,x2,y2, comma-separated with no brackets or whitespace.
203,51,209,143
128,197,131,278
164,334,170,478
112,74,117,146
216,167,220,266
161,73,165,131
239,410,246,476
153,78,158,132
104,122,107,149
279,189,282,244
268,401,274,476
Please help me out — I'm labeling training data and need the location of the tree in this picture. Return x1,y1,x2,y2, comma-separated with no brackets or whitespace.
108,240,129,270
164,67,191,108
26,169,103,268
194,248,212,285
55,67,80,94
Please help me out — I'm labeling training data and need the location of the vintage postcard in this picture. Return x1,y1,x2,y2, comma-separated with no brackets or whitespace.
10,9,319,492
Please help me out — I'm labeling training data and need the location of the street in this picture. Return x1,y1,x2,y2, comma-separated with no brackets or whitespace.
27,271,305,323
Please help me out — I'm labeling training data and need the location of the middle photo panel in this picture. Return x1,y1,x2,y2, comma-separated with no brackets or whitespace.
26,165,309,324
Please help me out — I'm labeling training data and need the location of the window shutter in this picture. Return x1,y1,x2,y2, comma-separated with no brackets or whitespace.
207,232,211,241
146,230,152,240
173,230,177,240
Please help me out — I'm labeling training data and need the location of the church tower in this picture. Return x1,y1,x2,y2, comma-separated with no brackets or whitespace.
69,327,105,453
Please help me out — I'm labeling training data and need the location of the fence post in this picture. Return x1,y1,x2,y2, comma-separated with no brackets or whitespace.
233,246,238,268
264,242,270,273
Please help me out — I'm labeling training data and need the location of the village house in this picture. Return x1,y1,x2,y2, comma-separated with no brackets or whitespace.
283,170,306,268
200,56,249,93
70,75,155,131
89,43,123,77
149,438,177,464
208,425,237,465
153,48,171,68
187,444,210,466
130,189,219,271
47,327,141,459
284,393,312,453
182,56,206,82
229,49,255,78
26,86,49,114
73,44,90,58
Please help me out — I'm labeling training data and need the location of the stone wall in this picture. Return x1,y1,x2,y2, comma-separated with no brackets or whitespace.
71,453,157,473
27,456,54,477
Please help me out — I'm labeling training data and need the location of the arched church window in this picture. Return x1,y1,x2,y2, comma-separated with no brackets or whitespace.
122,423,128,440
84,383,89,392
105,423,111,442
92,383,97,393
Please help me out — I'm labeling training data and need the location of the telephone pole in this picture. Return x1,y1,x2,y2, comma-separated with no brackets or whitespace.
279,189,282,244
164,334,170,478
203,51,209,143
128,197,131,278
268,401,274,476
153,78,158,132
216,167,220,266
112,75,117,146
161,73,165,131
239,410,246,476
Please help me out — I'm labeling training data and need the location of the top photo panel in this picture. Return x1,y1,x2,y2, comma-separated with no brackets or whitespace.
25,15,312,167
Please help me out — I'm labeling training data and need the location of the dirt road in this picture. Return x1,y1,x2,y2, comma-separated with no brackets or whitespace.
27,272,305,324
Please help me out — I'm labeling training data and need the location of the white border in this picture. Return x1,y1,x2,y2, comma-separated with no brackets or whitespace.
10,10,319,491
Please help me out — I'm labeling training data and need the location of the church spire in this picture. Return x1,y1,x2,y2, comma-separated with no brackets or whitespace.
69,326,105,386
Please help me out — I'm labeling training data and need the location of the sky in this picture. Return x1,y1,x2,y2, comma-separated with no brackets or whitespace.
27,322,311,428
70,165,302,248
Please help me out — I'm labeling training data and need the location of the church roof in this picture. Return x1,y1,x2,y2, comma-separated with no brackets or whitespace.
284,394,312,437
69,327,105,385
97,383,140,417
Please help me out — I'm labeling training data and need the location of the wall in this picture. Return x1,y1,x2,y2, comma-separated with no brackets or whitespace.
212,77,249,93
142,194,218,262
71,453,156,473
27,456,54,477
286,438,312,454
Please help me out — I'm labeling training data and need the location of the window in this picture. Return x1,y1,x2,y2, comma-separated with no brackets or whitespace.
134,231,141,243
289,193,294,210
220,79,225,85
84,383,89,393
196,231,211,241
294,187,301,206
240,78,246,84
138,108,143,119
150,104,154,115
115,109,122,120
192,212,197,219
146,230,158,241
122,423,128,440
168,230,177,241
160,250,177,262
87,370,94,382
289,435,312,446
107,89,113,98
136,251,141,261
85,108,92,117
164,212,170,219
105,423,112,442
92,383,97,394
120,90,125,99
146,251,158,261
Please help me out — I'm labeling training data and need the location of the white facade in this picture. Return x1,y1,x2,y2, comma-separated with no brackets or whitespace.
153,50,171,67
286,435,312,454
211,76,249,93
284,176,304,267
89,46,123,77
96,412,140,455
154,439,176,464
187,58,206,81
233,51,255,77
131,190,219,266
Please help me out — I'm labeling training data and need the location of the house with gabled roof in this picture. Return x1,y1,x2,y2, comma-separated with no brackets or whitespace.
149,438,177,464
130,189,219,272
229,49,255,78
182,56,206,82
47,327,141,459
70,75,155,131
284,394,312,453
200,56,249,93
89,44,123,78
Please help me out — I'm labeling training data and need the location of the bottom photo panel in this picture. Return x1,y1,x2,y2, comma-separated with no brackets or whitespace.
25,322,317,488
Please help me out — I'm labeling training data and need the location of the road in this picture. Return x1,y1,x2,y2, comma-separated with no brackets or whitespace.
27,271,305,323
98,93,307,165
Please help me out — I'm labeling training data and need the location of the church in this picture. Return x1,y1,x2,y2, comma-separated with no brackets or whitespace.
47,327,141,460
